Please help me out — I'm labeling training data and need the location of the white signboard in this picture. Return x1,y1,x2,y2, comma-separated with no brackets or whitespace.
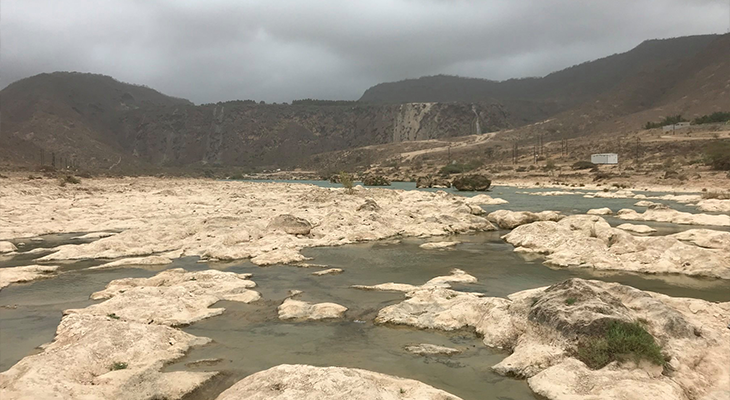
591,153,618,164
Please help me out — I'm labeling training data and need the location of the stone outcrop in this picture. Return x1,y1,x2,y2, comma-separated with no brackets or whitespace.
464,194,508,205
616,223,657,234
587,207,613,215
616,208,730,226
452,174,491,191
361,175,391,186
353,269,477,292
267,214,313,235
502,215,730,278
370,275,730,400
695,199,730,213
214,364,464,400
0,265,58,290
0,268,259,400
312,268,343,276
404,344,461,356
1,178,496,267
277,298,347,320
0,241,18,253
487,210,563,229
419,241,460,249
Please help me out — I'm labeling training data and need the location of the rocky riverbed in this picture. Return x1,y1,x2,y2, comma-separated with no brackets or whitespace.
1,176,729,400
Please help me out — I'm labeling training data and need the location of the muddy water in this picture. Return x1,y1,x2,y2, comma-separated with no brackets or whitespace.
2,185,729,399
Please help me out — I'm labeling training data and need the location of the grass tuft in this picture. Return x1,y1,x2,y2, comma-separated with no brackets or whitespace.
565,297,577,305
576,321,665,370
111,361,128,371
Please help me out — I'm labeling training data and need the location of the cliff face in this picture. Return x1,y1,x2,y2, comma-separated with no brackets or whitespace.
119,101,510,168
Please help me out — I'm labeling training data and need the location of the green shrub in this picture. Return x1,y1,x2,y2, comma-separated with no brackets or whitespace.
576,321,665,370
693,111,730,125
111,361,128,371
644,115,687,129
704,141,730,171
339,171,354,193
439,160,483,175
565,297,577,305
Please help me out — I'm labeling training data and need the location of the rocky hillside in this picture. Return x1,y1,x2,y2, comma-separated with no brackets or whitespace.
0,73,511,170
360,35,720,124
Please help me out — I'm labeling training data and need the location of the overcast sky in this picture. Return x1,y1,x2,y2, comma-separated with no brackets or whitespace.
1,0,728,103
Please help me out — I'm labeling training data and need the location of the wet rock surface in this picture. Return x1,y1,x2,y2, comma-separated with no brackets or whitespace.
0,265,59,290
277,298,347,320
452,175,491,191
617,208,730,226
502,215,730,278
487,210,563,229
369,274,730,400
214,364,464,400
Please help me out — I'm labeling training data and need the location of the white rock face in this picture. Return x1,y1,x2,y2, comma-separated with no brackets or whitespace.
89,254,175,270
465,194,509,205
695,199,730,213
312,268,343,276
419,241,460,249
587,207,613,215
79,268,260,325
0,265,58,290
214,364,464,400
0,241,17,253
616,208,730,226
277,298,347,320
502,215,730,278
353,269,477,292
0,268,260,400
0,178,495,266
372,276,730,400
671,229,730,250
616,223,657,234
487,210,563,229
405,343,461,356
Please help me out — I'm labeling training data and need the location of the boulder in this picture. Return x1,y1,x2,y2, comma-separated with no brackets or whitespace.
487,210,562,229
415,176,433,188
0,241,17,253
432,177,452,188
356,199,380,212
267,214,313,235
452,174,491,191
419,241,459,250
213,364,464,400
587,207,613,215
361,175,390,186
277,298,347,320
616,223,657,234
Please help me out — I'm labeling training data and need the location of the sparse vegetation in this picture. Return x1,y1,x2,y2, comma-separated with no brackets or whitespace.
107,313,120,320
339,171,354,193
576,321,665,370
439,160,483,175
111,361,128,371
644,115,687,129
572,161,597,170
565,297,577,305
704,141,730,171
693,111,730,125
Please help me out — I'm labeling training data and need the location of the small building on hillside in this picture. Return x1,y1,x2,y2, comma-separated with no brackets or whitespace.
662,122,690,132
591,153,618,164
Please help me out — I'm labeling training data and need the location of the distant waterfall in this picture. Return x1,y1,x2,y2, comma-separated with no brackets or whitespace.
472,105,481,135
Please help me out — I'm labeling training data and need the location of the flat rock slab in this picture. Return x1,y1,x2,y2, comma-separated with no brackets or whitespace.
0,265,58,290
214,364,464,400
587,207,613,215
419,241,460,249
616,223,657,234
312,268,343,276
405,343,461,356
278,298,347,320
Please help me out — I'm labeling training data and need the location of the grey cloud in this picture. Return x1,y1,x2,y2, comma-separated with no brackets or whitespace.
1,0,727,103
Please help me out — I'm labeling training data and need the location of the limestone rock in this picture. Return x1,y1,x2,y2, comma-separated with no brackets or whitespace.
488,210,563,229
353,269,477,292
616,208,730,226
465,194,508,205
419,241,459,249
634,200,664,208
695,199,730,213
77,268,260,326
312,268,343,276
278,298,347,320
452,174,491,191
267,214,313,235
214,364,464,400
0,241,17,253
616,223,657,234
587,207,613,215
356,199,380,212
404,343,461,356
0,265,58,290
